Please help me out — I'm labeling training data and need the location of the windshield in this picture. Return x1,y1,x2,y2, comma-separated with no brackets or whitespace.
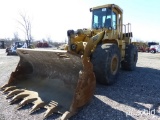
92,8,117,29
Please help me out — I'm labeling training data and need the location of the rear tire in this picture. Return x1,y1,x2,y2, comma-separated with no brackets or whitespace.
121,44,138,71
91,43,120,85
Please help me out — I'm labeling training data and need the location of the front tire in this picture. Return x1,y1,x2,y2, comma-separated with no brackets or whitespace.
91,43,121,85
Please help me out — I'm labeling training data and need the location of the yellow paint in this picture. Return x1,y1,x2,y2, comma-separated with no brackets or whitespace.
67,4,134,61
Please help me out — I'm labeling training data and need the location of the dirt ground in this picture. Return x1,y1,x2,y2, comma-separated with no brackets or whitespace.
0,49,160,120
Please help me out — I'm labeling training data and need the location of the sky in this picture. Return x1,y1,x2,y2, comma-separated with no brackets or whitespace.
0,0,160,42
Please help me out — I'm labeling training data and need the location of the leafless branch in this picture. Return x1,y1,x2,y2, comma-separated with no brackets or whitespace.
17,12,33,41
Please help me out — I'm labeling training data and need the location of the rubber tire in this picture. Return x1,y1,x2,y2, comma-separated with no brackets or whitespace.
91,43,121,85
150,50,154,53
150,49,156,53
121,44,138,71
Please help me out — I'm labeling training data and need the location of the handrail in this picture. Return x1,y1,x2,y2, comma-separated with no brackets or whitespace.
112,23,132,39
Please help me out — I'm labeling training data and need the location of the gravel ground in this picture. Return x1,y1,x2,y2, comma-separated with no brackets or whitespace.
0,49,160,120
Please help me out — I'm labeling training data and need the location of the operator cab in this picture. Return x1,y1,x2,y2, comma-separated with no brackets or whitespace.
90,4,123,31
92,8,117,30
90,4,132,40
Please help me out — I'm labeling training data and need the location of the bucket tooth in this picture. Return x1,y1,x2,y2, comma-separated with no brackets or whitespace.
9,92,29,104
3,86,17,93
30,100,45,114
0,84,9,90
9,98,19,104
61,111,75,120
6,89,25,99
44,101,58,119
17,97,37,110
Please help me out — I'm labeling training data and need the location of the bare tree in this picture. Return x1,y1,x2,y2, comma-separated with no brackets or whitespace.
12,32,20,42
17,12,32,42
46,37,52,44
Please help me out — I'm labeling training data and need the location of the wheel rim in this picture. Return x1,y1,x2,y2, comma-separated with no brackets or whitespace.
111,55,118,75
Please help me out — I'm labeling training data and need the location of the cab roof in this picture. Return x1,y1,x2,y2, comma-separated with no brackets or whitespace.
91,4,123,14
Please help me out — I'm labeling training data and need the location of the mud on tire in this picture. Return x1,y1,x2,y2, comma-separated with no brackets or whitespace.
121,44,138,71
91,43,121,85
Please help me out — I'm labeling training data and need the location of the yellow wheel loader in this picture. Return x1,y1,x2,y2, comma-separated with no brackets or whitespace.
1,4,138,120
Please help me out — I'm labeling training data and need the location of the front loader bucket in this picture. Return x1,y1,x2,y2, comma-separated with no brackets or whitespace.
1,48,96,119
